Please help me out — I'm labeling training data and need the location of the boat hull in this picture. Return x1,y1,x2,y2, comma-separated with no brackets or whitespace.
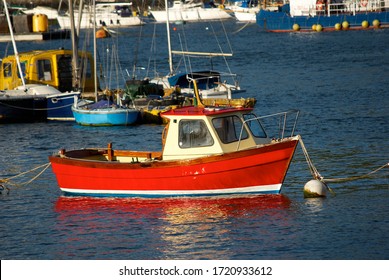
0,95,46,123
72,106,140,126
49,138,298,197
47,92,80,121
256,9,389,32
57,13,143,29
150,8,232,22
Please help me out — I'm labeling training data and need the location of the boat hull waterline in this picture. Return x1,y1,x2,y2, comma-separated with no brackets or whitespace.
49,137,298,197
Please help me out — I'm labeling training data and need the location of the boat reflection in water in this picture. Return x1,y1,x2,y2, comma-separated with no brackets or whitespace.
54,195,291,259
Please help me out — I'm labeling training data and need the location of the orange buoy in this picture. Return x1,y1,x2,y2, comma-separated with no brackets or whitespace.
96,28,109,39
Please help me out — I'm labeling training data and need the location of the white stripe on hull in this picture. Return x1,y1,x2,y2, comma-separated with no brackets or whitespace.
60,184,282,197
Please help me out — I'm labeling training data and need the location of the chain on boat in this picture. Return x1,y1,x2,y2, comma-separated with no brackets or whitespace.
0,162,51,194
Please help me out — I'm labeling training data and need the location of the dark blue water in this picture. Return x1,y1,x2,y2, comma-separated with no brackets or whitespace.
1,21,388,260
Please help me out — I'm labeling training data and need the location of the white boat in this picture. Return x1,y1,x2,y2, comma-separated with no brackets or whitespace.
57,2,144,29
227,0,260,22
22,6,59,20
150,0,233,22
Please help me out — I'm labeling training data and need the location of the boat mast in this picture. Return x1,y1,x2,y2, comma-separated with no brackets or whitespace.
69,0,80,90
93,0,98,101
2,0,26,89
165,0,173,75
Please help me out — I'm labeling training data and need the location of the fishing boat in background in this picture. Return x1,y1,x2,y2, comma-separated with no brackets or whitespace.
0,49,95,121
257,0,389,32
49,79,300,197
0,49,95,93
57,2,143,29
149,0,233,22
0,0,81,122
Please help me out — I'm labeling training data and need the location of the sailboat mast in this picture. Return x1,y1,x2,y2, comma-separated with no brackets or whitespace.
69,0,80,90
165,0,173,75
2,0,26,88
93,0,98,101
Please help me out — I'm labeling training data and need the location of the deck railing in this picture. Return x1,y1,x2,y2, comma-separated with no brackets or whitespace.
237,109,300,150
309,0,389,16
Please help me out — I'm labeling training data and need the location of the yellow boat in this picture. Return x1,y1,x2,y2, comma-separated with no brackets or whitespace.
0,49,96,92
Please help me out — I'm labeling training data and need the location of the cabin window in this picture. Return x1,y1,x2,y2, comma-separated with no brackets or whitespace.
16,62,27,79
37,59,52,81
243,113,267,138
2,63,12,77
212,115,248,144
178,120,214,148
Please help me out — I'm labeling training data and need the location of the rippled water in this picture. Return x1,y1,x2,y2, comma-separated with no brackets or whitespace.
1,21,388,260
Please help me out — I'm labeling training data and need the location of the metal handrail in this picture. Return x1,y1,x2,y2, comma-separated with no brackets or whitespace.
237,109,300,150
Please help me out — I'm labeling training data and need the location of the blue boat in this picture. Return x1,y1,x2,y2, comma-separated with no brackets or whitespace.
46,91,81,121
257,0,389,32
0,84,79,123
72,99,140,126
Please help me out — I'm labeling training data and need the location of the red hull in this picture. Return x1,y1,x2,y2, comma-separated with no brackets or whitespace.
49,138,298,197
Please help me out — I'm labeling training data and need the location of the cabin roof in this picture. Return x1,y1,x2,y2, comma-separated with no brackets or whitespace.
161,106,253,118
2,49,92,61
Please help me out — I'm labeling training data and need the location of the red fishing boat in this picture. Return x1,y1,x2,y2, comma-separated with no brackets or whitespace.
49,81,300,197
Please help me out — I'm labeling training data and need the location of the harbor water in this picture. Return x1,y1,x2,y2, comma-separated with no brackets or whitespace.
0,21,388,260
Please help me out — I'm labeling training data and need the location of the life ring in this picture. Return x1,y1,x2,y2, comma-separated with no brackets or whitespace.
316,0,324,11
361,0,368,7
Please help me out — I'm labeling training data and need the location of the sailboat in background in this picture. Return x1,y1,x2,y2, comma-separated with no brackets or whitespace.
149,0,233,23
151,0,244,100
0,0,80,123
71,0,140,126
57,1,144,29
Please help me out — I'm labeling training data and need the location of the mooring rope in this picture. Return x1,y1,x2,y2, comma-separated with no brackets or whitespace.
0,162,51,193
298,135,323,180
322,163,389,183
232,21,255,34
298,135,388,184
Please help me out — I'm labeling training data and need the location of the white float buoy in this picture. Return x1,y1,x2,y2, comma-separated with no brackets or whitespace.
304,179,327,198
